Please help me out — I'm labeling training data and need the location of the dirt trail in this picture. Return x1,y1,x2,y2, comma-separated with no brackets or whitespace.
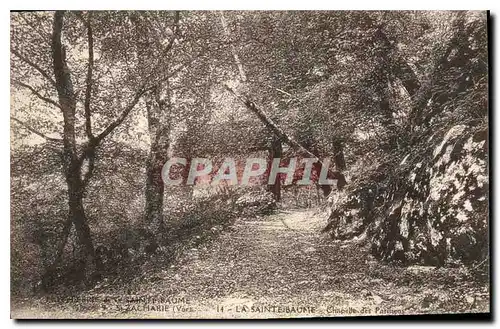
12,209,489,319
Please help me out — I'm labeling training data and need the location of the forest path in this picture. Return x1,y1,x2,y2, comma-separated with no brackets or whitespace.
12,209,488,318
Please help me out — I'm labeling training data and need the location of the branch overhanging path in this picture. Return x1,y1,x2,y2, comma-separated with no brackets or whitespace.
222,85,319,161
219,12,345,190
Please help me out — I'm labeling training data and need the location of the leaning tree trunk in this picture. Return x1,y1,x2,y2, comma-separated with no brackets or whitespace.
220,11,346,197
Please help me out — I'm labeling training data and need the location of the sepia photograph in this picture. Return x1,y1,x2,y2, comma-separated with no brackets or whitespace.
9,10,489,319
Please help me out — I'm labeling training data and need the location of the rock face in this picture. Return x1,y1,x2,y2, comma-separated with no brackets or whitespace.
326,125,488,266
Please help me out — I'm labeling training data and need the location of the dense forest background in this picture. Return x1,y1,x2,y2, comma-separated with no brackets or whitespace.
10,10,488,301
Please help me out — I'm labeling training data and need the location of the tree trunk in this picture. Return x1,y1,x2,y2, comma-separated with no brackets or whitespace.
144,92,170,235
144,136,169,233
66,162,96,282
51,11,96,283
41,11,150,288
332,138,346,171
267,137,282,201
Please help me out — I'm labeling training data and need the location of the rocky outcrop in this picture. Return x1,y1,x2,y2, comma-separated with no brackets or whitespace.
325,124,488,266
